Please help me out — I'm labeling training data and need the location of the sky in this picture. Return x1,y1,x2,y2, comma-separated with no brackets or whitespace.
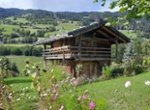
0,0,118,12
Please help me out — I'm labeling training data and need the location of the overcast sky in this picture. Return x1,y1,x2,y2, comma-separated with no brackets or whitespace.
0,0,118,12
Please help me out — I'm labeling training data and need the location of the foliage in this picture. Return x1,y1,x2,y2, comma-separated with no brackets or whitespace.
4,77,37,110
95,0,150,20
102,53,150,78
0,57,14,109
0,57,20,77
102,62,124,78
0,46,42,56
102,66,113,78
29,65,107,110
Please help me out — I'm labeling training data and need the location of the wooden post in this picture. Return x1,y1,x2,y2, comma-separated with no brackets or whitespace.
43,44,48,69
73,62,77,77
115,40,118,61
62,39,65,64
92,33,96,56
78,36,81,59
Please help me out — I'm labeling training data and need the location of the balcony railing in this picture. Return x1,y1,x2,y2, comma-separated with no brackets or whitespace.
43,45,112,61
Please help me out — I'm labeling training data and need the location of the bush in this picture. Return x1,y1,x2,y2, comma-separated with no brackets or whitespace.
0,46,42,56
102,66,113,78
0,57,19,77
102,62,124,78
10,47,22,55
11,62,19,76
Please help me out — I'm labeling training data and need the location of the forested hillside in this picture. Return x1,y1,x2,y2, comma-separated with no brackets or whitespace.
0,8,149,43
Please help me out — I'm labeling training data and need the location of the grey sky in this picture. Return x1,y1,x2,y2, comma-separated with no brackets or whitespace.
0,0,118,12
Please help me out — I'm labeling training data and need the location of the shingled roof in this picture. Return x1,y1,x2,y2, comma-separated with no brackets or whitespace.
33,21,130,45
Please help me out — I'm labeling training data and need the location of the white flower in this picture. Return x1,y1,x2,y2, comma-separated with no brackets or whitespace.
51,69,54,73
16,98,20,101
145,80,150,86
125,81,131,88
25,64,29,68
32,66,35,69
27,70,31,74
31,73,36,79
59,105,64,110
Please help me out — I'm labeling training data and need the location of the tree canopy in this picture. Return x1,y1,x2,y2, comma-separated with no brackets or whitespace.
95,0,150,20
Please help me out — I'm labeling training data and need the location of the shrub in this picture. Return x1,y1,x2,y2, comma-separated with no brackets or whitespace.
102,66,113,78
10,62,19,76
0,46,42,56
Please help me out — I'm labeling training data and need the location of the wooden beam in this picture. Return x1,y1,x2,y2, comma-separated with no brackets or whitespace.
78,36,81,58
43,44,48,69
96,30,116,42
75,58,113,61
81,37,109,42
102,26,126,42
115,39,118,61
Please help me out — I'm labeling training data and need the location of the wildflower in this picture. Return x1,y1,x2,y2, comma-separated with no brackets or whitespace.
28,96,31,99
27,70,31,74
31,73,36,79
16,98,20,101
8,93,12,99
50,93,58,103
43,93,48,96
37,86,41,92
32,65,35,69
89,101,96,110
20,93,25,96
25,64,29,68
125,81,131,88
51,69,54,73
145,80,150,86
82,94,88,100
70,78,78,87
31,82,34,89
77,96,81,101
59,105,64,110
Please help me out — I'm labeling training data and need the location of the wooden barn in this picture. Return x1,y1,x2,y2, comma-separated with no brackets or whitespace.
34,21,130,77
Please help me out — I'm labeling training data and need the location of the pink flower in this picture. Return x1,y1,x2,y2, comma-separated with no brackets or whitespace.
89,101,96,110
82,94,88,100
70,78,78,87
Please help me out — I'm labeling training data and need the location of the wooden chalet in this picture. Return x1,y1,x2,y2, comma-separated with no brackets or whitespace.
34,21,130,77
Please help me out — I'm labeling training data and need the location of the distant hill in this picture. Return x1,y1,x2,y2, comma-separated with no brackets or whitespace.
0,7,149,44
0,7,149,30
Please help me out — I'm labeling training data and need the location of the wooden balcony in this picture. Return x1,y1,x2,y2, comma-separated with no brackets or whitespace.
43,46,112,61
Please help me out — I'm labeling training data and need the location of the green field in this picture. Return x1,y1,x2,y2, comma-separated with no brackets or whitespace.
6,17,29,23
1,17,79,37
0,44,32,47
6,56,43,73
79,71,150,110
4,77,37,110
4,71,150,110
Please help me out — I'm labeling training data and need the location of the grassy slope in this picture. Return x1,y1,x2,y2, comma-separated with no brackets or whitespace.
4,71,150,110
4,77,37,110
6,56,43,73
79,71,150,110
